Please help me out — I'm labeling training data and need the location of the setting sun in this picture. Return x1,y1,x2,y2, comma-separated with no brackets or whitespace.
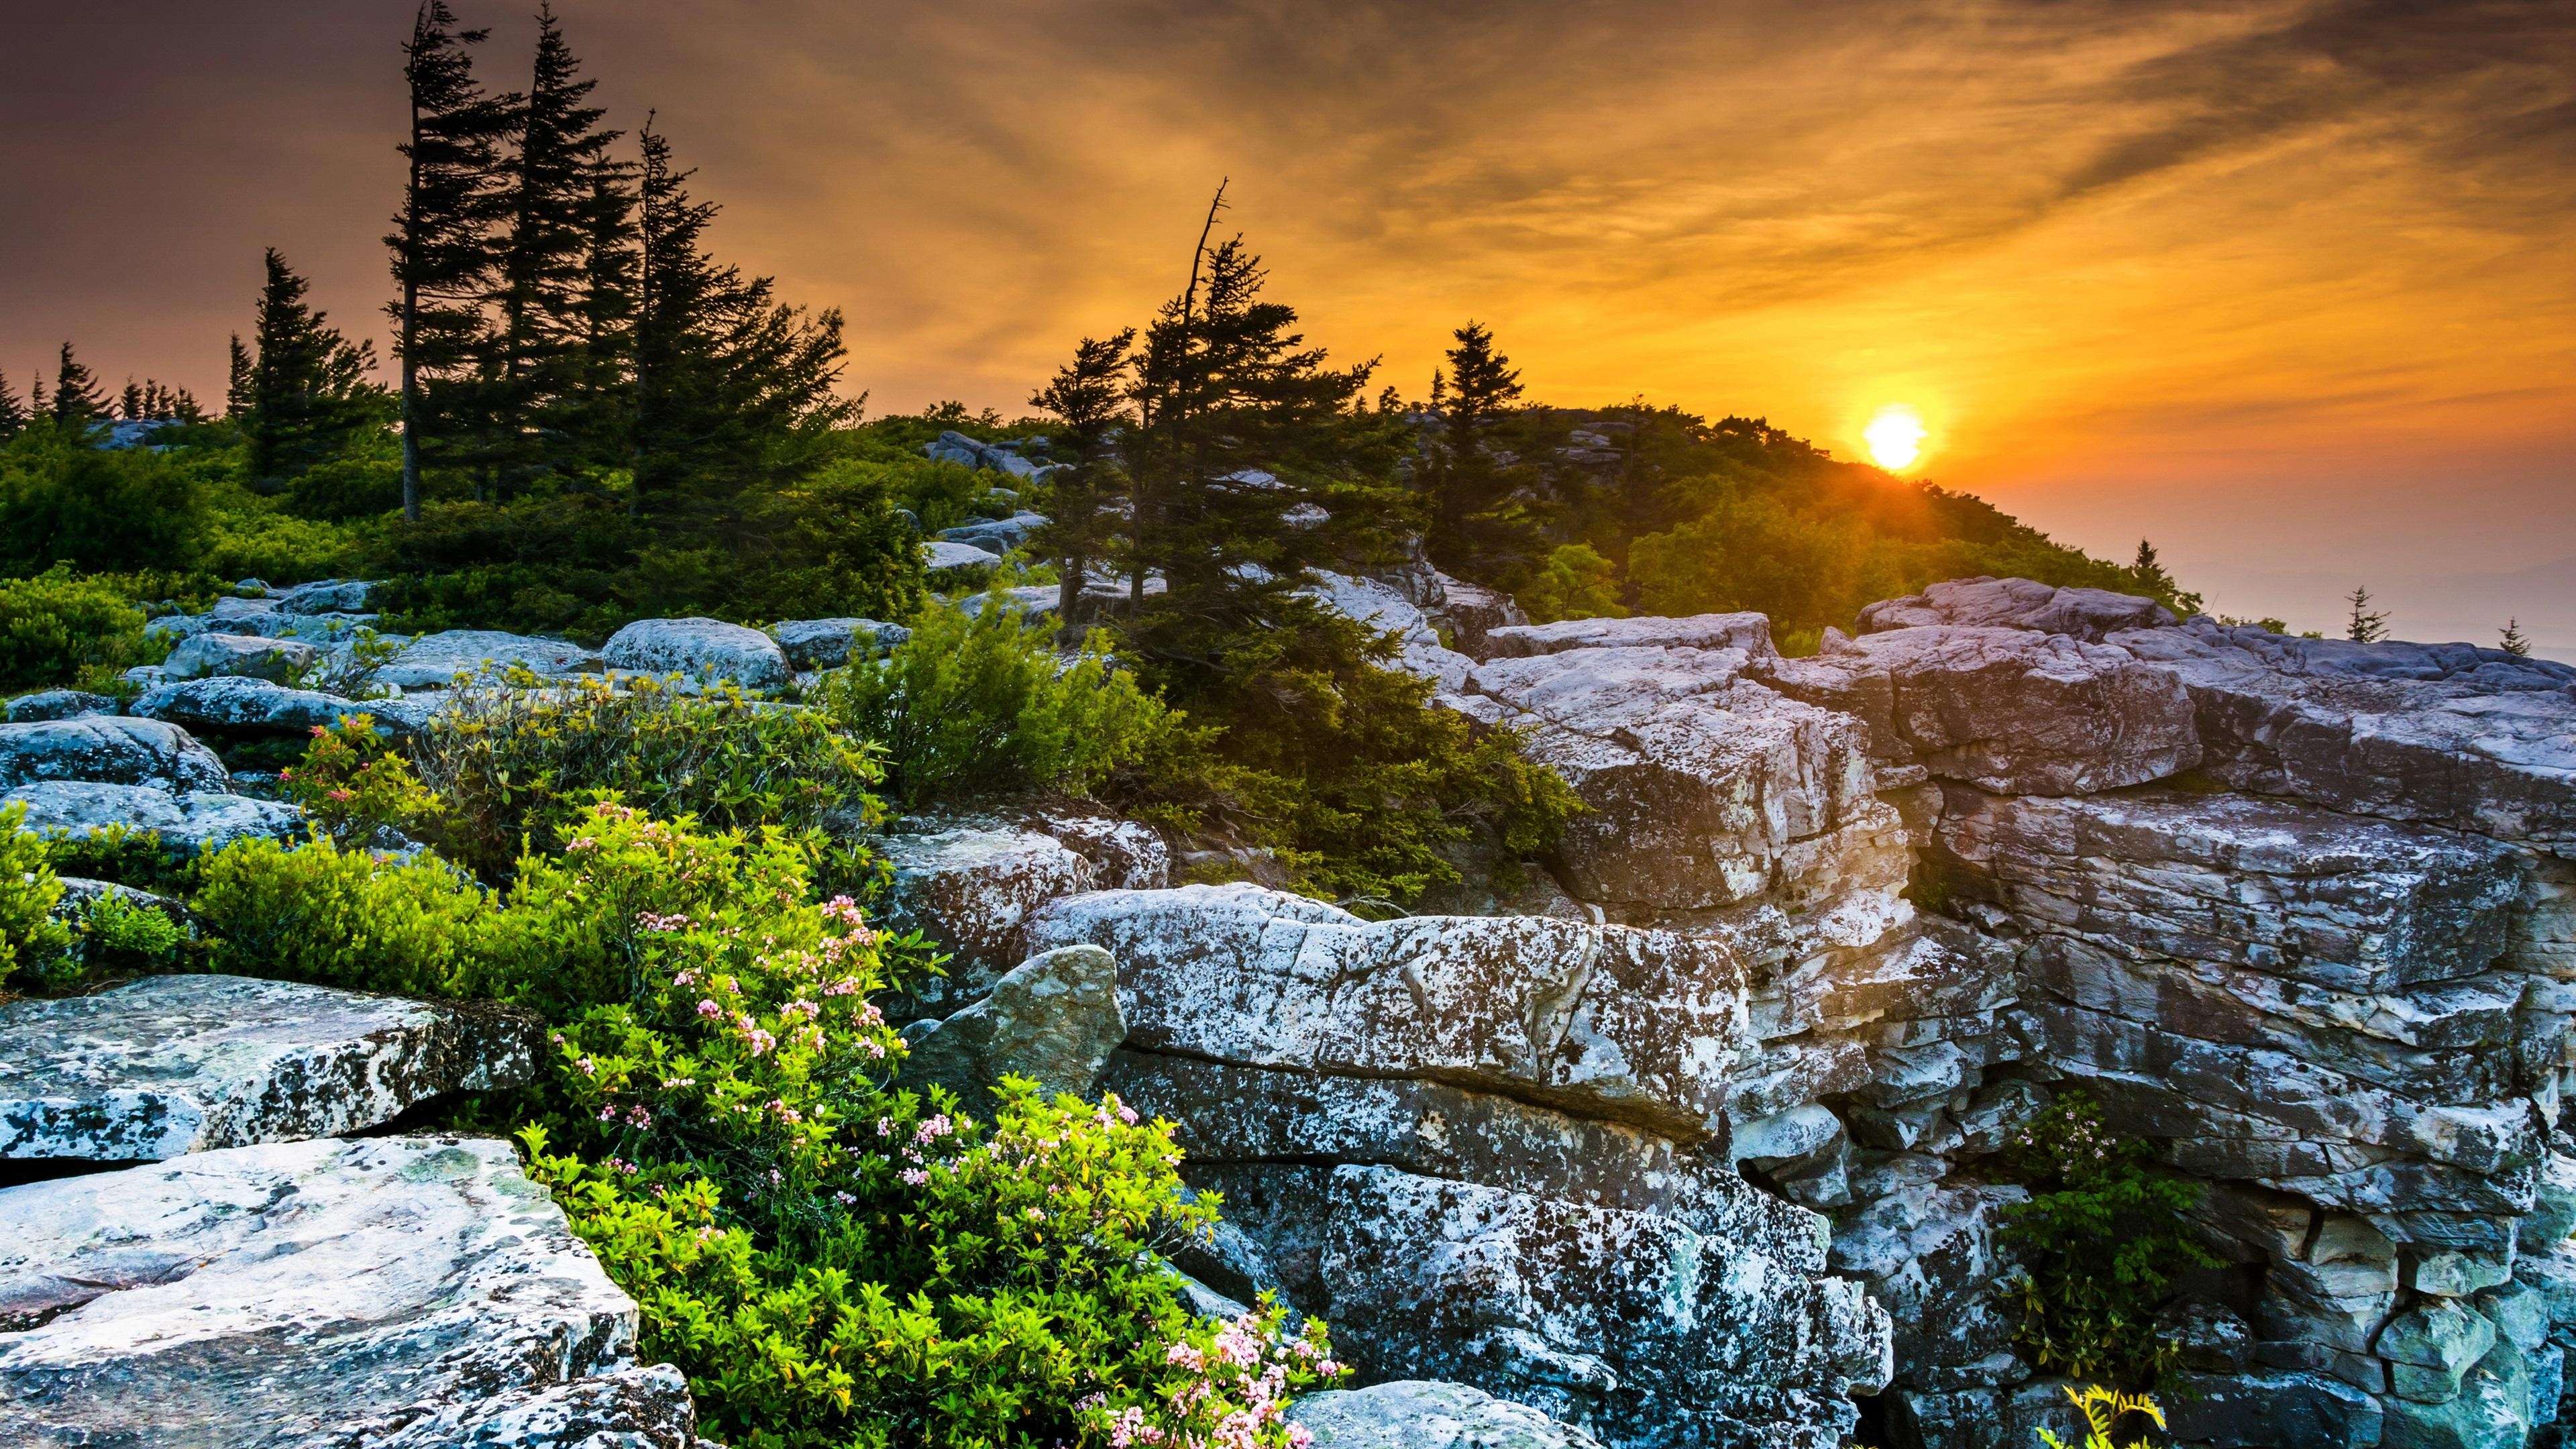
1863,405,1927,470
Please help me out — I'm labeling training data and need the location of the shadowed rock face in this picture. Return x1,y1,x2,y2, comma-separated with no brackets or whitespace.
0,1135,672,1446
0,716,228,793
0,975,539,1163
1856,577,2179,641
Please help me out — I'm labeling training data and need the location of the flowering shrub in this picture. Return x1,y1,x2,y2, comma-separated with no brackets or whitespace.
1087,1299,1345,1449
1998,1090,2213,1387
280,715,449,849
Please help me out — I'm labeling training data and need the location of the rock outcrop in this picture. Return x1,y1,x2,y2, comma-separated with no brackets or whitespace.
378,629,604,690
0,716,229,793
0,1134,675,1444
602,616,793,690
1,781,301,854
0,975,539,1163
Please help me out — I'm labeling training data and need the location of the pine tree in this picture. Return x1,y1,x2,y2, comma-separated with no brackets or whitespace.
0,372,27,442
244,248,389,487
1421,320,1537,580
119,379,144,422
2501,619,2532,657
488,5,625,494
1030,329,1136,627
28,368,46,418
2345,586,2389,644
389,0,521,519
50,343,105,430
629,116,847,514
226,335,255,418
2125,538,2203,616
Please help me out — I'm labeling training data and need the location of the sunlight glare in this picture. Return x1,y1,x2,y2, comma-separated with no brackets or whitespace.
1864,405,1927,470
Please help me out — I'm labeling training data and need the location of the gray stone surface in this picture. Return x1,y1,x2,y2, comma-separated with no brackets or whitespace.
940,510,1049,553
1308,572,1478,693
924,539,1002,576
602,616,792,690
0,974,538,1161
1428,573,1530,660
132,675,385,735
901,944,1126,1106
160,631,320,682
0,1134,647,1445
3,690,116,724
1483,611,1773,659
1289,1381,1607,1449
378,629,604,690
879,823,1099,1016
367,1362,698,1448
1,781,302,854
769,616,911,669
270,578,377,614
0,715,229,793
1855,577,2178,641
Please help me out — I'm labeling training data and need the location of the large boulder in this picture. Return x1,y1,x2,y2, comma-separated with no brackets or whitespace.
1024,883,1752,1139
3,690,116,724
0,974,539,1162
377,629,604,690
1780,626,2201,794
1428,573,1530,660
0,1134,667,1444
769,616,911,670
159,631,320,683
1,782,301,855
941,510,1049,554
270,578,377,614
900,944,1126,1106
1289,1380,1606,1449
1483,612,1772,659
602,616,793,690
877,824,1100,1016
924,539,1003,580
0,716,228,793
132,676,382,735
2110,620,2576,845
1856,577,2178,641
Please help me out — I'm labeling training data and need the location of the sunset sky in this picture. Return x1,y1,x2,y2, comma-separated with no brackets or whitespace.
4,1,2571,649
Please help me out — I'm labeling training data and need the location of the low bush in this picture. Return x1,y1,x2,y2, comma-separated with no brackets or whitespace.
407,675,885,883
191,835,492,998
0,804,72,989
0,568,162,690
279,716,449,848
36,821,195,894
50,887,191,989
818,598,1189,812
1997,1091,2214,1388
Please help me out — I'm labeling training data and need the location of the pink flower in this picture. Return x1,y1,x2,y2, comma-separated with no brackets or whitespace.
695,999,721,1018
900,1167,930,1186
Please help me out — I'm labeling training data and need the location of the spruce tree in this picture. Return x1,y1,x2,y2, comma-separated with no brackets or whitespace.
50,343,105,430
489,5,625,493
0,372,26,442
119,380,144,422
225,335,255,418
1422,320,1537,580
2345,586,2389,644
629,117,847,514
388,0,521,519
244,249,389,488
1029,329,1136,627
2501,619,2532,657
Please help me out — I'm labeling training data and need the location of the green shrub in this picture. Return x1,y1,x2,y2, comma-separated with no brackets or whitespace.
1517,542,1628,624
0,425,207,576
191,836,492,998
38,822,195,894
2037,1383,2165,1449
407,675,885,883
0,804,72,989
46,887,192,990
0,568,161,690
280,716,449,849
1998,1090,2215,1388
819,598,1187,812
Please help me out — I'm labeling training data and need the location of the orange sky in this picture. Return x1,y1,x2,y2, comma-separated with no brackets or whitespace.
4,1,2571,648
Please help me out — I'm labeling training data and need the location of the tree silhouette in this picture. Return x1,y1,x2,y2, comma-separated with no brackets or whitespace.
2345,586,2389,644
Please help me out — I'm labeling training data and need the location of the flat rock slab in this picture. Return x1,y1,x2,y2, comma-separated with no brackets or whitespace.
0,974,539,1162
132,676,383,736
0,1134,657,1446
1856,577,2176,641
377,630,604,691
602,616,792,690
1,782,302,855
160,632,319,683
0,716,229,793
1483,610,1774,659
1290,1380,1607,1449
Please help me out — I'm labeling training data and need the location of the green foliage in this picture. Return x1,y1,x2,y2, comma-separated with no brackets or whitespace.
0,804,72,989
191,836,492,998
2036,1383,2166,1449
405,674,884,882
49,888,191,991
1998,1091,2216,1388
38,822,195,894
242,248,394,490
0,567,161,690
0,423,208,576
819,598,1186,812
280,716,451,848
1519,543,1627,624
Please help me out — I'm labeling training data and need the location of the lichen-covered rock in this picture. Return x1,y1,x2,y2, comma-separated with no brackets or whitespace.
1289,1380,1606,1449
0,716,229,793
1308,572,1479,693
879,824,1099,1016
1428,573,1529,660
1318,1165,1890,1449
0,1134,647,1444
1482,612,1772,659
378,629,604,690
160,631,320,682
1026,883,1750,1140
2110,619,2576,845
3,690,116,724
1,781,301,854
367,1362,698,1448
132,675,384,735
1829,1181,2027,1392
769,616,911,669
1855,577,2177,641
0,974,539,1162
924,538,1002,578
1034,812,1171,889
1788,626,2201,794
902,945,1126,1105
270,578,377,614
602,616,792,690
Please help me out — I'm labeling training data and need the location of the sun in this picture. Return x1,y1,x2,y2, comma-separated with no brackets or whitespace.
1863,405,1927,471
